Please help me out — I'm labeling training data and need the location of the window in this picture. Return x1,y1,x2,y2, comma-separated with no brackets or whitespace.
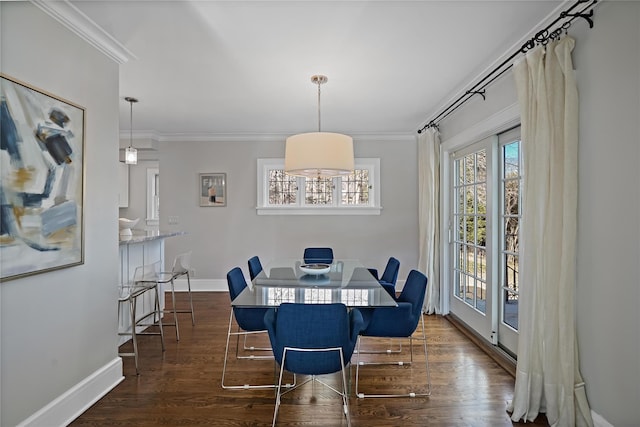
146,168,159,225
257,158,381,215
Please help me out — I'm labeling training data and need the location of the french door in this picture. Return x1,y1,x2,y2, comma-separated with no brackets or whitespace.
447,127,521,356
449,137,495,342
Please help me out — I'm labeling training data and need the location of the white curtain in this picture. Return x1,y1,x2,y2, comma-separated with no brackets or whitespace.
508,37,592,427
417,127,440,314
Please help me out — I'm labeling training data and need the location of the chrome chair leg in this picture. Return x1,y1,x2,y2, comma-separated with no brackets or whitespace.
130,298,139,374
355,315,431,398
169,278,180,341
354,340,403,355
272,347,350,426
222,310,288,390
186,272,195,325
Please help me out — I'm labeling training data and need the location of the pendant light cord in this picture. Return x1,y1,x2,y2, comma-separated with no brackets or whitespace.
129,99,133,147
124,96,138,150
317,80,321,132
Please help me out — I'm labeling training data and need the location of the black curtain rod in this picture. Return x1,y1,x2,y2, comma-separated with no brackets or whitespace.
417,0,598,134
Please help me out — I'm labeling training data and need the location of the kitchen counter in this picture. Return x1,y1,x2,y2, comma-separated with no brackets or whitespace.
118,229,186,346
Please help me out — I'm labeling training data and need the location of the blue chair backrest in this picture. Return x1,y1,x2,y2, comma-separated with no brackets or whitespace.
247,256,263,280
397,269,428,321
227,267,267,331
360,269,428,338
303,247,334,264
227,267,247,300
380,257,400,285
265,303,354,375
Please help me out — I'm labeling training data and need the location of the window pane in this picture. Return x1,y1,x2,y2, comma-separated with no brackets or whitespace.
476,278,486,313
463,215,473,243
503,290,519,329
503,141,520,176
477,183,486,214
477,248,487,281
465,245,474,276
477,214,486,247
268,169,297,205
464,153,475,184
464,278,473,305
476,150,487,183
504,179,520,215
305,177,333,205
504,217,519,253
341,169,369,205
500,136,521,332
457,188,464,215
455,271,464,299
465,188,475,214
504,254,519,292
457,158,464,185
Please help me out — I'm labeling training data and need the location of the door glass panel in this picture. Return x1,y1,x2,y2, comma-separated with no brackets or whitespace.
453,148,487,314
500,139,521,331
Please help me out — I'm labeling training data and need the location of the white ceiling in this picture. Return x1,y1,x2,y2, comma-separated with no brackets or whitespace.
71,0,562,140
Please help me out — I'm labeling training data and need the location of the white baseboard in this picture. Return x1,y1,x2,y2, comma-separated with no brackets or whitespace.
17,358,124,427
167,278,231,292
591,410,614,427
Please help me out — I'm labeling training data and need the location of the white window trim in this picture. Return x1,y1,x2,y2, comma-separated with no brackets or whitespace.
146,167,159,226
256,158,381,215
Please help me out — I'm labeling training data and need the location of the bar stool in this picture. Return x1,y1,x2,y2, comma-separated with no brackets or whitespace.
118,262,166,375
157,251,195,341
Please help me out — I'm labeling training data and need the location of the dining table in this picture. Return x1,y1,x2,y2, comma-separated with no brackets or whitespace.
231,258,398,308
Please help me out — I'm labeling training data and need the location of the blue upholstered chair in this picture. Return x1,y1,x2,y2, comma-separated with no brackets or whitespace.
368,256,400,299
303,247,334,264
264,303,364,426
355,269,431,398
222,267,275,389
247,255,263,281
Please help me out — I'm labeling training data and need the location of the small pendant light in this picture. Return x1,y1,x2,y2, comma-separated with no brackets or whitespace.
124,96,138,165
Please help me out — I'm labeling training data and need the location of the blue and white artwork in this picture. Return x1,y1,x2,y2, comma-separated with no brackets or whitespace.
1,75,84,281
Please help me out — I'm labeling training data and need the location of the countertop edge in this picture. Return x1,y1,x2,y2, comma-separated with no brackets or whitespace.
119,230,187,245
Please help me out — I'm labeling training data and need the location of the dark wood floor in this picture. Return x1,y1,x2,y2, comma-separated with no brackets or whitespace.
71,292,548,426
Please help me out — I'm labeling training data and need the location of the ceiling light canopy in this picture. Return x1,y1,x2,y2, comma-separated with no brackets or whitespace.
285,75,354,178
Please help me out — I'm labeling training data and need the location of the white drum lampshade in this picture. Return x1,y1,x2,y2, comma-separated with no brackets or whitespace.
285,132,354,178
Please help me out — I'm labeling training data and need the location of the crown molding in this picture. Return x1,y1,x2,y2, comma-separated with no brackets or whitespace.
153,132,416,144
30,0,136,64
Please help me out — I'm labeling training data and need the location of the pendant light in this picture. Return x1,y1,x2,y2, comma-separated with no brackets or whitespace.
285,75,354,178
124,96,138,165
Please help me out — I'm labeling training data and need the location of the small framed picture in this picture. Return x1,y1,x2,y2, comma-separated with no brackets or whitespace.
199,173,226,207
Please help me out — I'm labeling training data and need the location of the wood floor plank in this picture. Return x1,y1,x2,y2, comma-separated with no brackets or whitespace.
70,293,548,426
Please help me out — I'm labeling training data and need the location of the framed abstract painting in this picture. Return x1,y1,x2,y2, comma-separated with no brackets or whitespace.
1,74,85,281
199,173,226,207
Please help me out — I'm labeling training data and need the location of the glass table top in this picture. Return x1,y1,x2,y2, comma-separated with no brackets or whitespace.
231,258,398,308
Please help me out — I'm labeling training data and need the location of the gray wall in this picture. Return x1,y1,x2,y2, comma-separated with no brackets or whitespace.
0,3,120,426
2,1,637,426
439,2,640,425
158,137,419,284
